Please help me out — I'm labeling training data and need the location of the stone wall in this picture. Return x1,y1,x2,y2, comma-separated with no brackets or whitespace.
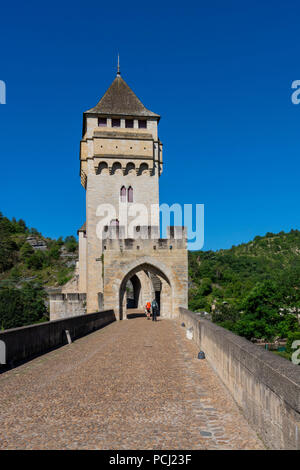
81,113,162,314
85,159,160,313
49,293,86,321
103,235,188,319
179,308,300,450
0,310,115,368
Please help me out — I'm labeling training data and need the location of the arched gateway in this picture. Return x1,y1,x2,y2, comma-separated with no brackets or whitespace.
49,66,188,321
102,254,185,321
119,262,172,320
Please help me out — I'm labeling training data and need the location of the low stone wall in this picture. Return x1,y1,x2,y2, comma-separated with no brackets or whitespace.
0,310,115,368
179,308,300,450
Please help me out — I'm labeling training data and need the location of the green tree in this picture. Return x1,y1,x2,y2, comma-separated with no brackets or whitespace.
0,239,18,272
234,281,283,340
199,277,212,296
20,242,34,260
47,245,61,261
26,251,46,270
15,219,27,233
212,302,239,327
0,283,48,330
64,235,77,253
286,331,300,355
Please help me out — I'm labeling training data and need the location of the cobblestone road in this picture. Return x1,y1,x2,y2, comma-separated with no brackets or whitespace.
0,318,264,449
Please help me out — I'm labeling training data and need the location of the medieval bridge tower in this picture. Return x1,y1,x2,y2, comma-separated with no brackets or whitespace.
50,66,188,320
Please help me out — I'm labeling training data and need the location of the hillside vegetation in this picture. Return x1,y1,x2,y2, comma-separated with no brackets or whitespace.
0,212,77,329
1,211,299,356
189,230,300,350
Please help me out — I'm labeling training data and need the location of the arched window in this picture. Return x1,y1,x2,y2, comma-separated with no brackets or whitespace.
110,219,120,239
120,186,126,203
128,186,133,203
125,162,135,175
138,163,149,175
96,161,108,175
112,162,122,175
110,219,119,227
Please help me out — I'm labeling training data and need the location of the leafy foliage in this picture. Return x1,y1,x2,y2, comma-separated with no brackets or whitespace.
0,282,48,330
64,235,77,253
189,230,300,342
0,212,79,329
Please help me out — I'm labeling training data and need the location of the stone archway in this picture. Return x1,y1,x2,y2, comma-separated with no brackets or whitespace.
126,274,141,309
119,262,173,320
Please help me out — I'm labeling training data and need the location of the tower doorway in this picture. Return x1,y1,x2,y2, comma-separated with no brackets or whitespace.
126,274,141,309
119,263,172,320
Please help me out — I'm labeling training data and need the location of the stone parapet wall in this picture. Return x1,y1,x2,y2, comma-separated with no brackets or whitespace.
103,237,186,251
102,226,187,251
0,310,115,368
179,308,300,450
49,293,86,321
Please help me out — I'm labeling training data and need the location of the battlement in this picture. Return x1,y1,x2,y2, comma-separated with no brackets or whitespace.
101,226,187,251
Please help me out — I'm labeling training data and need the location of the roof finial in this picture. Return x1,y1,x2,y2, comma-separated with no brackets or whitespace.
117,53,121,77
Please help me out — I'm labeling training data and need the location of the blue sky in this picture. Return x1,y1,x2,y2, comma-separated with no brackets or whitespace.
1,0,300,251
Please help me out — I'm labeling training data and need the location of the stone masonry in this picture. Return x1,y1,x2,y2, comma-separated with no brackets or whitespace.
0,318,264,449
50,66,188,319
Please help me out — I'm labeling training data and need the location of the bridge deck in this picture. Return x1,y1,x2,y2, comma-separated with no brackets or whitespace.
0,318,264,449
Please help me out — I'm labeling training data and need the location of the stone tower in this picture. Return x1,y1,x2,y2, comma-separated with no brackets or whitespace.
50,66,188,320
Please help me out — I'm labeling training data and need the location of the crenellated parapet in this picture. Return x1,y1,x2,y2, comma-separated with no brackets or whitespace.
101,226,187,251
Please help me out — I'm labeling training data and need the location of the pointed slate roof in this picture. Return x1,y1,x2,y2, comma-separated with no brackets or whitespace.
77,222,86,234
84,75,160,119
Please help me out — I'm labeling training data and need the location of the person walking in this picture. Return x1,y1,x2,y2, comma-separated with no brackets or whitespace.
151,299,159,322
145,301,151,320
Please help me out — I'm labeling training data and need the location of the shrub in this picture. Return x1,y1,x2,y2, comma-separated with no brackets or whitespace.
57,268,72,285
0,239,18,272
20,242,34,260
0,283,48,330
286,331,300,354
25,251,46,270
48,245,61,260
64,235,78,253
